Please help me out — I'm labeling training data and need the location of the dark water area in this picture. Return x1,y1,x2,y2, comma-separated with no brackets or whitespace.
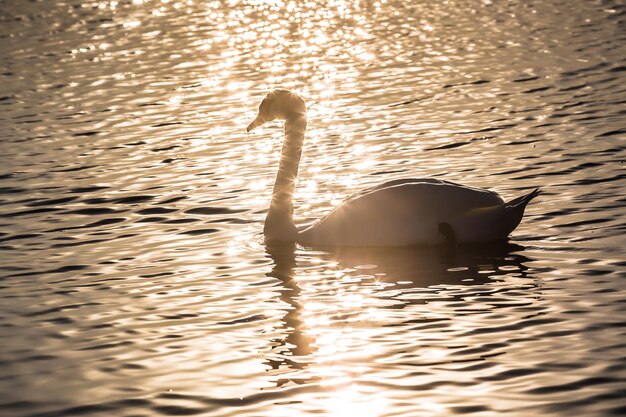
1,0,625,416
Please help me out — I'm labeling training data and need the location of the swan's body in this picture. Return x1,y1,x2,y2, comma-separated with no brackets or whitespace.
247,89,539,246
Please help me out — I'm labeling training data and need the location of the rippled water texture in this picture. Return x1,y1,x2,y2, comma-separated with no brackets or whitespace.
1,0,626,416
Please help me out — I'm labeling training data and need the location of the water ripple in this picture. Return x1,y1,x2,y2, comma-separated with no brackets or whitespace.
0,0,625,416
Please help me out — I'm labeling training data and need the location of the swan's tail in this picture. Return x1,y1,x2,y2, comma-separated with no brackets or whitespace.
500,188,541,236
506,188,541,210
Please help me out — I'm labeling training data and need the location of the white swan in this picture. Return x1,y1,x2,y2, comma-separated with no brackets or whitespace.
247,89,539,246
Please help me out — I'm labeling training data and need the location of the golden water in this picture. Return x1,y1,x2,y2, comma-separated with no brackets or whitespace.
1,0,625,416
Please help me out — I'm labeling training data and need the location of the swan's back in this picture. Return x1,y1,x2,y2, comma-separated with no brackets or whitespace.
299,180,504,246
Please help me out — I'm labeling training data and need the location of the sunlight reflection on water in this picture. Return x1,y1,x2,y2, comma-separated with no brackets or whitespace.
0,0,625,416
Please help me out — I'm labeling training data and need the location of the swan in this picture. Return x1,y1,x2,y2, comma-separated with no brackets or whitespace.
247,89,539,246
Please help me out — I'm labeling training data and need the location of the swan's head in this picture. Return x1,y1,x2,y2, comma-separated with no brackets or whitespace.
247,89,306,132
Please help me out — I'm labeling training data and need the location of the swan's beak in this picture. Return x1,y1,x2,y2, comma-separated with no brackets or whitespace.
246,115,264,132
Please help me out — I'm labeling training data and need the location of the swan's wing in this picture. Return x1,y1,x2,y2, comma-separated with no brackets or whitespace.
349,178,441,199
300,182,504,246
349,178,502,203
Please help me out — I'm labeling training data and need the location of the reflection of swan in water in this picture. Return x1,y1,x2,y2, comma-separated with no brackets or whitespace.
247,89,540,246
264,242,313,375
318,242,533,286
262,241,532,379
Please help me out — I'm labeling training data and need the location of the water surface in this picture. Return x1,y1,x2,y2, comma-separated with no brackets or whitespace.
1,0,625,416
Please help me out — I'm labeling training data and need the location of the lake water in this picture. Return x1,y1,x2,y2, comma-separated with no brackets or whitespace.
1,0,625,416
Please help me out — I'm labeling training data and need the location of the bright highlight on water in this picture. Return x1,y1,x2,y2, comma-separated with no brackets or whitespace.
0,0,625,416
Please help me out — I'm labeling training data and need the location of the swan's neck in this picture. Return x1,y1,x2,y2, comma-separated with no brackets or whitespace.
264,112,307,241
